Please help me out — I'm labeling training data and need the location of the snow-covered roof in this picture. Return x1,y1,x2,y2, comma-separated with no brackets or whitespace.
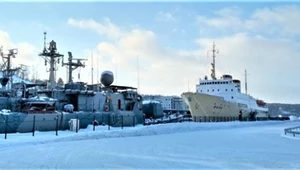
142,100,161,104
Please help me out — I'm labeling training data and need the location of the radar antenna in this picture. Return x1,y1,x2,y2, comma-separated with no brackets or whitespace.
207,42,219,80
39,32,64,89
62,51,86,84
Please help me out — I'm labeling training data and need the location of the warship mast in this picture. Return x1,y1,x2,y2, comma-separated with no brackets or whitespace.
39,32,64,89
0,47,20,90
244,69,249,95
210,42,219,80
62,51,86,84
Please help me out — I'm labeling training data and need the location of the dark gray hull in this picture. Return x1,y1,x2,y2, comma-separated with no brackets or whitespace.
0,111,143,134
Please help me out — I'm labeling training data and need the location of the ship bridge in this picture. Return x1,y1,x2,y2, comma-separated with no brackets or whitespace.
196,74,241,96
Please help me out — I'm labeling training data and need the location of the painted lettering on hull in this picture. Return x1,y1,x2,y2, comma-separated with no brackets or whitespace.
213,106,223,109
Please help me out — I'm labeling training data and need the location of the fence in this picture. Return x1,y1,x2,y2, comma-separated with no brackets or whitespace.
1,113,137,139
0,114,277,139
284,126,300,137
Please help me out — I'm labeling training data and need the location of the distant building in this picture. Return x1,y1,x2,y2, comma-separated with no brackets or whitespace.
142,94,189,114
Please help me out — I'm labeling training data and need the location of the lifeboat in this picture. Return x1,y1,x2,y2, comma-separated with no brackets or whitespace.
256,100,267,107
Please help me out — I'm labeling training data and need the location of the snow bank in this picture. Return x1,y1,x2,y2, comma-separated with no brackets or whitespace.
289,115,299,121
0,120,297,148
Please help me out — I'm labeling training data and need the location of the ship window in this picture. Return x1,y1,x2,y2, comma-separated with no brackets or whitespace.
231,96,234,99
231,89,233,91
217,89,219,91
207,89,209,92
200,90,202,92
212,89,214,92
225,89,227,91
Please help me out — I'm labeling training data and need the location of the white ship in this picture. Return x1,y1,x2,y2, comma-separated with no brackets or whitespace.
181,43,269,119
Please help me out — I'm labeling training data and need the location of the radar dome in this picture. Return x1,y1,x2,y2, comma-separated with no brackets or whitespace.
100,70,114,87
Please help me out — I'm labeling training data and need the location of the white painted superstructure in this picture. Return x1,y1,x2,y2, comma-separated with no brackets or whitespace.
182,42,268,118
196,74,268,113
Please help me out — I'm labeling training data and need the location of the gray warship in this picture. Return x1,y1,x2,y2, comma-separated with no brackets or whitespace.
0,32,144,134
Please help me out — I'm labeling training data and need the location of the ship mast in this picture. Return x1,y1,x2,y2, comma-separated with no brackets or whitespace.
62,51,86,84
39,32,64,89
244,69,249,94
209,42,219,80
0,47,20,89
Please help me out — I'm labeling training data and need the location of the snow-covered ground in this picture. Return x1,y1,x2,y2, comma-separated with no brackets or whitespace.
0,120,300,169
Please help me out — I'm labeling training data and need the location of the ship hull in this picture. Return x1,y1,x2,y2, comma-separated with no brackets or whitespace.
0,111,143,134
182,92,256,118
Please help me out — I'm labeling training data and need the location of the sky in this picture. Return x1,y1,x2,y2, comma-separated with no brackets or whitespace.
0,1,300,104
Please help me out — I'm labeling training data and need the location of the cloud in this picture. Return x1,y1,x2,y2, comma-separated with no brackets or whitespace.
0,30,39,70
195,33,300,103
68,3,300,103
67,18,123,40
68,18,206,95
196,4,300,36
172,28,186,34
197,6,243,31
156,11,178,23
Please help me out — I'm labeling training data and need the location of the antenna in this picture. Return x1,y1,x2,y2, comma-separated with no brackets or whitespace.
115,56,118,84
137,55,140,94
91,52,94,85
97,54,99,84
207,42,219,80
244,69,250,94
43,32,47,53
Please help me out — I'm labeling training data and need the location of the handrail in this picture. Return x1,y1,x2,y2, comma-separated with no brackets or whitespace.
284,126,300,137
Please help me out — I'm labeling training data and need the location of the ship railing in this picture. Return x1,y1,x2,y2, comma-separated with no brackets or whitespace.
284,126,300,137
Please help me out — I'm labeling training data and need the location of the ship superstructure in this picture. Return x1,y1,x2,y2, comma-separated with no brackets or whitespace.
0,32,144,134
182,43,268,120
